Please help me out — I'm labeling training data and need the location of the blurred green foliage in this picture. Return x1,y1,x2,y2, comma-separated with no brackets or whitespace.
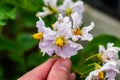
0,0,50,80
0,0,120,80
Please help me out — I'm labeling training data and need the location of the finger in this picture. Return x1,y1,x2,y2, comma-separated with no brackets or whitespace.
18,58,58,80
47,58,71,80
69,73,76,80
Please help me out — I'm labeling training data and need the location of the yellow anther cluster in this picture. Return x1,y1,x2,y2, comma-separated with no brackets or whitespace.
51,24,54,28
66,7,72,16
33,32,43,39
55,37,65,47
98,71,104,80
73,28,82,35
97,53,103,61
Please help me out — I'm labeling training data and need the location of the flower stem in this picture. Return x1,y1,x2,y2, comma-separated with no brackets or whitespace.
85,54,99,61
78,54,99,67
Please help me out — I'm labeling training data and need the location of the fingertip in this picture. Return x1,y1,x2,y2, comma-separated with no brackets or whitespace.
59,58,71,71
47,58,71,80
69,73,76,80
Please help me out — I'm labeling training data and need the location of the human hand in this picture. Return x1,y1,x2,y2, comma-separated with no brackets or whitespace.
18,58,75,80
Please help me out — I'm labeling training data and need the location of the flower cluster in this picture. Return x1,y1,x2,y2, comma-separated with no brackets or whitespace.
33,0,94,58
36,0,84,17
32,0,120,79
86,43,120,80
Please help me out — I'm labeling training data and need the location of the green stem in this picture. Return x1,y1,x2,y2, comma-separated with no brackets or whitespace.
82,67,95,74
80,63,101,75
78,54,98,66
85,54,98,61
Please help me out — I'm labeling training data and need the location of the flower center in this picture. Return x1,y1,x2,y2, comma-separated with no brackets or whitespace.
51,24,54,28
48,6,58,14
73,28,82,35
55,37,65,47
32,32,43,39
98,71,104,80
97,53,110,62
66,7,72,16
97,53,103,61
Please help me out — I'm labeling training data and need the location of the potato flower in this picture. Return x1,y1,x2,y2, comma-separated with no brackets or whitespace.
58,0,84,16
71,12,95,41
36,0,58,17
53,14,70,31
85,61,120,80
39,20,83,58
36,0,84,17
98,43,120,63
32,17,46,40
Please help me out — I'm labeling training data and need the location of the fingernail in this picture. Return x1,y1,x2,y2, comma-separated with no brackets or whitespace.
59,58,71,71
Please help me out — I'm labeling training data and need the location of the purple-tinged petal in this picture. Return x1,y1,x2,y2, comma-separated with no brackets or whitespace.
44,28,56,40
56,22,72,39
55,40,83,58
81,22,95,41
36,7,52,17
105,70,117,80
36,17,45,32
39,40,55,56
44,0,57,7
72,0,84,15
71,12,82,28
99,45,106,54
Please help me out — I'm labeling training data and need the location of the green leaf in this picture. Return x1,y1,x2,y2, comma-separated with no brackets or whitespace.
1,0,44,12
0,4,16,19
5,7,16,19
20,11,36,27
0,12,5,20
16,33,38,52
0,20,7,26
0,4,16,26
83,34,120,53
0,10,6,26
21,0,43,12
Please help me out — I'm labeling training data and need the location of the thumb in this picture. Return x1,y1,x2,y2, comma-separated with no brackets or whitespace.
47,58,71,80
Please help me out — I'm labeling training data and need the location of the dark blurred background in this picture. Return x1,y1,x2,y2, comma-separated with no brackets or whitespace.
84,0,120,20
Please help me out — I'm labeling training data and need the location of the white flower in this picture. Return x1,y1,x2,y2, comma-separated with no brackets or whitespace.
80,22,94,41
53,14,70,31
71,12,82,28
99,43,120,62
85,69,100,80
70,11,94,41
39,21,83,58
100,61,120,80
72,22,95,41
36,0,58,17
58,0,84,16
44,0,57,8
33,17,56,40
32,17,46,39
86,61,120,80
36,0,84,18
36,7,52,17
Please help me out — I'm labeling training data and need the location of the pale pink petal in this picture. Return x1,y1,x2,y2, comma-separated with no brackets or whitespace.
81,22,95,41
